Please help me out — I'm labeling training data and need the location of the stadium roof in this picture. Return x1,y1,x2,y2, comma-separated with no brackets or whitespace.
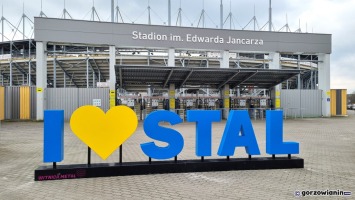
115,65,300,90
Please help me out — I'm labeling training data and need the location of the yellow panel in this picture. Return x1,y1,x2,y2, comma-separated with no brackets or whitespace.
275,98,281,109
0,87,4,120
342,89,347,115
169,98,175,109
20,86,31,120
326,91,331,97
224,98,230,108
36,87,43,93
110,90,115,108
330,90,336,116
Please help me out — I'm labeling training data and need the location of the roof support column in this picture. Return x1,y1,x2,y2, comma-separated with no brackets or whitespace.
318,53,331,117
221,84,230,119
53,45,56,88
9,42,12,86
168,48,175,67
169,84,175,111
269,52,281,109
109,45,116,108
28,40,32,86
86,48,90,88
36,41,47,120
220,50,230,119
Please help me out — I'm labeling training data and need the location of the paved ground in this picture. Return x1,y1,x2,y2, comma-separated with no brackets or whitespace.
0,111,354,199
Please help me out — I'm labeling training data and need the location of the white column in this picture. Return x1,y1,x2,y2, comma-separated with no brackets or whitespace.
318,53,331,117
36,41,47,120
109,46,116,108
53,45,56,88
220,50,229,68
269,52,281,109
86,56,89,88
168,48,175,67
10,42,12,86
220,51,230,119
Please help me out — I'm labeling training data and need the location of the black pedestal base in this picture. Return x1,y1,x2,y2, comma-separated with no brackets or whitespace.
35,157,304,181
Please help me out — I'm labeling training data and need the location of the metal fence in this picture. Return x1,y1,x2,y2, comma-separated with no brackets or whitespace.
1,87,322,120
46,88,110,121
3,86,36,120
281,89,322,118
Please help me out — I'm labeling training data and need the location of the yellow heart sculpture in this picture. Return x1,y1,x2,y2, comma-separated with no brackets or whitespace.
70,105,138,160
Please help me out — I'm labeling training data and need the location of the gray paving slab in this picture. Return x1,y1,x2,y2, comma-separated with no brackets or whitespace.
0,111,354,199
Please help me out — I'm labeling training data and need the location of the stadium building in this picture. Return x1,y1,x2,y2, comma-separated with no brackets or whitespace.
0,0,333,121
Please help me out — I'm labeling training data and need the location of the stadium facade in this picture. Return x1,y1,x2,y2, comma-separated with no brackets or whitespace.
0,1,331,121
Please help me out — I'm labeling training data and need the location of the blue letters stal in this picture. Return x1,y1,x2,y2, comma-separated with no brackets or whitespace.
266,110,299,154
187,110,221,156
140,111,184,160
217,110,260,156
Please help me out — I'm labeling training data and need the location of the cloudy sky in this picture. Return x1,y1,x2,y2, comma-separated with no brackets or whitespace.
2,0,355,93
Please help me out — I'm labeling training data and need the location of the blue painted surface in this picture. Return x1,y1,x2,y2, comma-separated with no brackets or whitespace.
141,111,184,160
266,110,299,154
218,110,261,156
44,110,64,162
187,110,221,156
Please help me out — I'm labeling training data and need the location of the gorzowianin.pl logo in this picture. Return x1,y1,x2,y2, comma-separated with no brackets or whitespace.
294,190,352,197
